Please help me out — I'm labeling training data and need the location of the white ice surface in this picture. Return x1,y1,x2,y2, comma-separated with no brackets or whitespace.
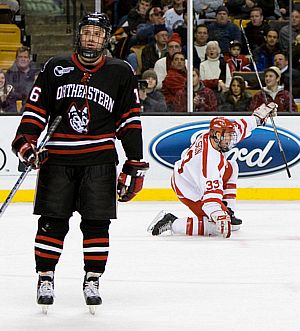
1,201,300,331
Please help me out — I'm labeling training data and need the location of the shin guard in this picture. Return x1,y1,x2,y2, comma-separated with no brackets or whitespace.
35,216,70,272
80,219,111,273
172,216,220,237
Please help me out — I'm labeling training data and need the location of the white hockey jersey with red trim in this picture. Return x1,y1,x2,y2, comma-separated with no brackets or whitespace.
172,116,257,217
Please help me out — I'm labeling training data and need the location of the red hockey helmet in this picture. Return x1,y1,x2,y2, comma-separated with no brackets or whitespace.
209,117,237,152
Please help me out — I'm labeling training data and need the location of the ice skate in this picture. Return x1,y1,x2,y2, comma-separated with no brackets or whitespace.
37,271,54,314
223,202,242,231
83,272,102,315
147,211,177,236
227,207,242,231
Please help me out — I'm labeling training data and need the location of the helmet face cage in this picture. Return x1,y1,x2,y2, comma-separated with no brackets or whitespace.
209,117,237,152
77,12,112,60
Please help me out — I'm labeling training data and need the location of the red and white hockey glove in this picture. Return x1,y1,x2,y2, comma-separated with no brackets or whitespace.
12,134,48,169
253,102,277,125
210,210,231,238
117,160,149,202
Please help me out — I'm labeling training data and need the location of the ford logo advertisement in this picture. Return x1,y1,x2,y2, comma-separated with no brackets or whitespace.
149,122,300,177
0,147,7,171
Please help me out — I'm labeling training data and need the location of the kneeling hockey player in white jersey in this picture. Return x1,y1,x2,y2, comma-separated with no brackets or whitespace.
148,102,277,239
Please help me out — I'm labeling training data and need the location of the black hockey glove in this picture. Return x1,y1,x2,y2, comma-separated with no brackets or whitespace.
117,160,149,202
12,134,48,169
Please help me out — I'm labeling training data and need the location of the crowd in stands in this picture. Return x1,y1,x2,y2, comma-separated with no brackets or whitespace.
109,0,300,113
0,1,39,113
0,67,18,112
1,0,300,113
0,45,39,113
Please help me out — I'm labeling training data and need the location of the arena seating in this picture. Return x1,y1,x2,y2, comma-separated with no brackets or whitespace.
0,23,22,70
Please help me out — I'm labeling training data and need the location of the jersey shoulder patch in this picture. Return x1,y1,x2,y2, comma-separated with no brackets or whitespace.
41,55,73,73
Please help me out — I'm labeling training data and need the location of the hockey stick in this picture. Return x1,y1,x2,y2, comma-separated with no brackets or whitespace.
0,115,62,218
240,23,291,178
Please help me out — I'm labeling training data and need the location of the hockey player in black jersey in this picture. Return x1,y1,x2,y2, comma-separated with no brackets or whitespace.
11,12,149,314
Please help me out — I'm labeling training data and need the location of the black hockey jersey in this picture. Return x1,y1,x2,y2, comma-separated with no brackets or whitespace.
14,54,143,165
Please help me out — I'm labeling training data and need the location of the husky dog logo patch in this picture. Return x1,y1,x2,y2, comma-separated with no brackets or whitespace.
68,104,89,133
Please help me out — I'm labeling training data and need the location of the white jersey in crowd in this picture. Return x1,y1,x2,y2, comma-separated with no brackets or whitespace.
164,8,184,31
171,116,257,217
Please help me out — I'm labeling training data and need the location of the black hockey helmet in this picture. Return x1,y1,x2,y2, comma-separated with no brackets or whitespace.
76,12,112,60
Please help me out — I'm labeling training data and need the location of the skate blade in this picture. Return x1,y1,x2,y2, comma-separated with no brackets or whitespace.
147,210,166,233
231,224,241,231
88,305,97,315
41,305,49,315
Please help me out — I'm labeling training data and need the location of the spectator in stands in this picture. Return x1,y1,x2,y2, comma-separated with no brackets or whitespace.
218,75,252,112
116,0,138,26
127,0,152,34
164,0,184,31
224,40,251,86
138,69,167,112
135,6,166,46
241,7,270,54
154,32,183,89
292,33,300,72
193,0,223,19
227,0,254,19
6,46,40,111
279,8,300,53
0,68,17,113
124,5,165,73
161,51,187,111
192,69,218,112
107,1,142,58
199,40,227,93
250,66,297,112
274,51,288,76
141,23,168,73
256,0,289,20
161,0,173,12
252,28,281,71
191,24,209,69
275,0,289,19
208,6,242,55
177,68,218,112
111,26,131,60
255,0,277,19
274,51,300,98
173,5,187,49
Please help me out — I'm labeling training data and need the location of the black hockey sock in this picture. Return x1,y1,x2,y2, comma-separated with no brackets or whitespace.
80,219,111,273
35,216,69,272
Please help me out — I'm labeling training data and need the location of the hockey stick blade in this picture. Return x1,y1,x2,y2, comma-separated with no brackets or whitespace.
0,115,62,218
